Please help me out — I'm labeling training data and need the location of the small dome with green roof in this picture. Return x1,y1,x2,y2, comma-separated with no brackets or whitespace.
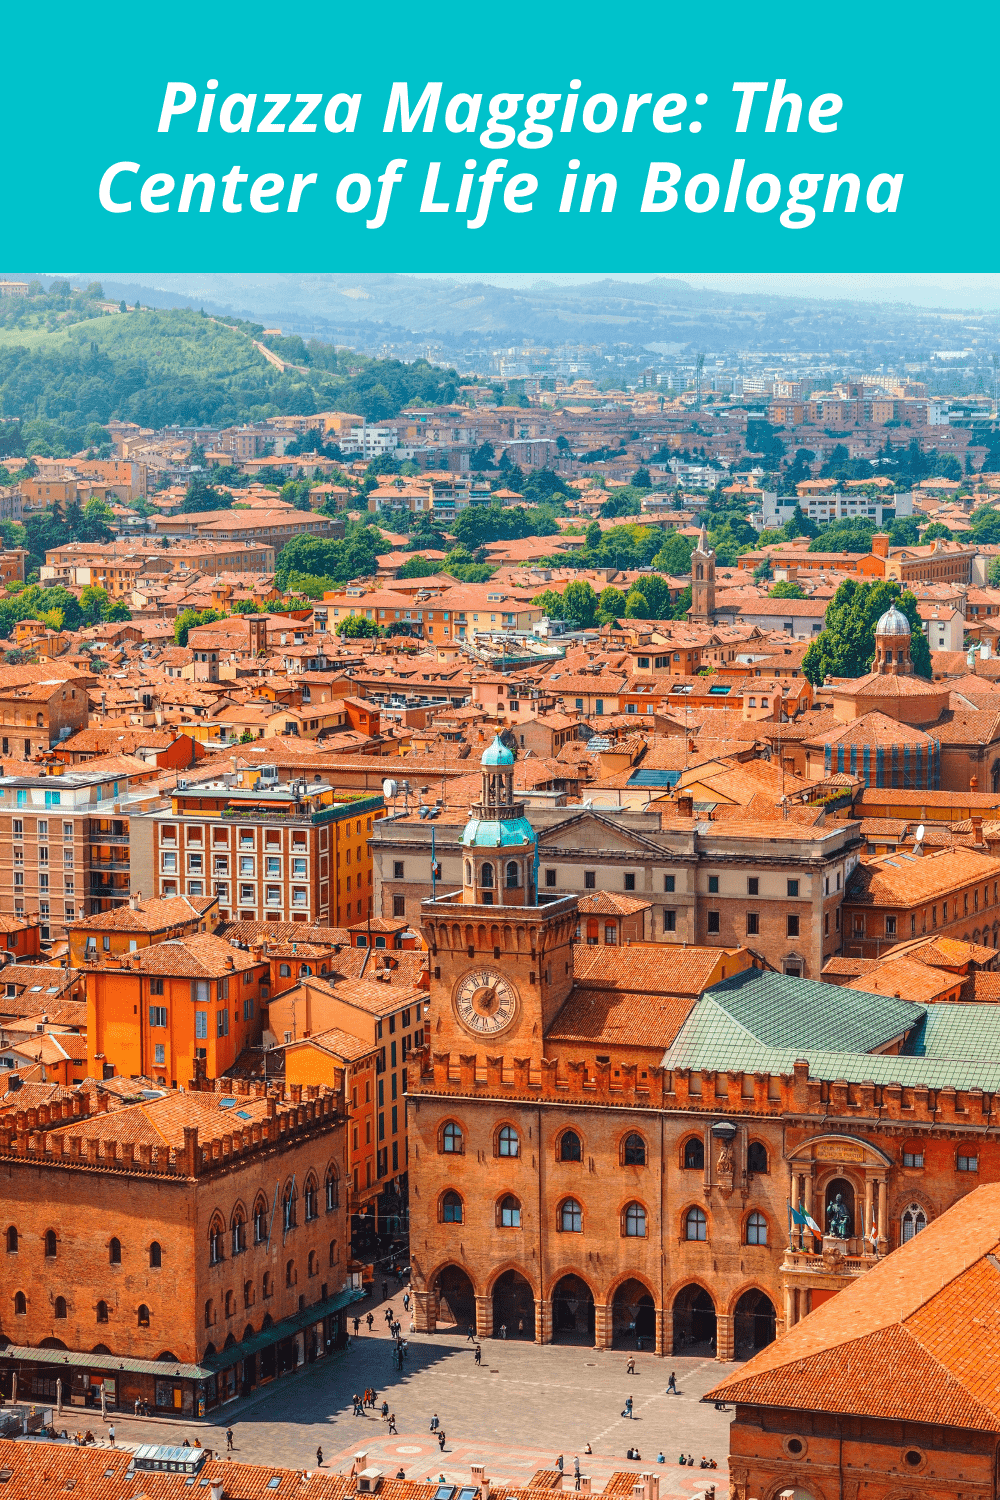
481,733,515,767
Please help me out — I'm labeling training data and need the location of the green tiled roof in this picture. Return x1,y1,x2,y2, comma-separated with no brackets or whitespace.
663,969,1000,1092
707,967,922,1053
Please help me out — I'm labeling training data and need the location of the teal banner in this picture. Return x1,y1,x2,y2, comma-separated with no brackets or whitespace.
6,1,994,269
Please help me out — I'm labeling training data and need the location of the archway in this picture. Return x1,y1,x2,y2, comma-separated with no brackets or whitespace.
672,1283,716,1354
612,1278,656,1351
551,1273,595,1344
824,1176,856,1239
733,1289,776,1357
492,1269,535,1340
435,1264,476,1332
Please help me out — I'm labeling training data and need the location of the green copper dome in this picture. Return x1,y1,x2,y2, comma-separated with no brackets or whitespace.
461,814,536,849
481,733,515,767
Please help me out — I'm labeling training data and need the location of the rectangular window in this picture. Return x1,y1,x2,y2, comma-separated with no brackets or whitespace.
903,1151,924,1168
292,858,306,878
393,861,405,880
162,852,177,872
266,886,281,906
239,884,255,903
747,877,759,896
195,1011,208,1040
707,911,720,934
149,978,164,996
958,1155,978,1172
265,857,280,876
624,872,636,891
193,979,209,1003
545,868,557,887
746,912,759,935
154,1043,165,1067
886,915,897,936
217,1009,229,1037
378,1113,385,1141
787,914,800,937
243,997,254,1021
787,879,799,897
391,1040,397,1068
149,1006,167,1028
187,853,203,873
664,874,675,893
708,875,719,893
584,870,596,889
392,894,405,917
239,856,254,875
663,910,676,932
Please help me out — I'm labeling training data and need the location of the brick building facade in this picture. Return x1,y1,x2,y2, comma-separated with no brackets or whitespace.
0,1079,351,1414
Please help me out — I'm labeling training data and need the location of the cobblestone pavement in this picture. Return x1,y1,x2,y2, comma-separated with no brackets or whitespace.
66,1287,734,1491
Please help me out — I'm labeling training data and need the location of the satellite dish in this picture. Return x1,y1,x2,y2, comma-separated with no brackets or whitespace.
382,779,398,800
915,824,925,844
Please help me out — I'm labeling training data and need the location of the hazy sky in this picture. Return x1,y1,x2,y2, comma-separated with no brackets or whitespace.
408,272,1000,310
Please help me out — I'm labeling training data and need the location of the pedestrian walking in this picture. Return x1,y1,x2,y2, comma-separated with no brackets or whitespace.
108,1426,115,1448
626,1357,635,1375
666,1371,678,1395
353,1316,361,1336
367,1313,374,1332
316,1448,323,1468
382,1401,389,1421
474,1345,482,1365
403,1292,410,1312
622,1396,633,1418
438,1431,447,1452
467,1323,476,1341
499,1323,507,1340
388,1413,397,1435
557,1456,564,1474
226,1430,234,1452
430,1413,439,1432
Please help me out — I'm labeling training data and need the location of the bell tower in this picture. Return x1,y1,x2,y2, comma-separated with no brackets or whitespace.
690,524,716,623
420,735,578,1065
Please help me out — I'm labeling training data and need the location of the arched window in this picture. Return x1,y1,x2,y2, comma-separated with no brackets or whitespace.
480,862,494,889
149,1241,162,1268
279,963,291,977
685,1206,707,1241
231,1211,246,1256
683,1137,705,1170
498,1125,519,1158
109,1237,121,1265
746,1141,768,1175
44,1229,57,1258
505,861,520,888
326,1171,339,1210
329,1240,338,1267
559,1130,582,1162
499,1194,521,1228
442,1191,463,1224
282,1186,297,1231
6,1227,17,1253
205,1299,214,1328
299,964,312,977
244,1280,253,1309
902,1203,927,1243
308,1250,318,1278
137,1304,150,1327
624,1202,646,1238
560,1198,583,1232
442,1121,463,1154
210,1220,224,1264
262,1272,273,1300
253,1199,268,1244
285,1259,295,1288
304,1178,318,1220
623,1133,646,1166
224,1290,235,1318
96,1300,108,1324
14,1291,26,1315
746,1210,768,1245
54,1296,67,1319
465,860,472,884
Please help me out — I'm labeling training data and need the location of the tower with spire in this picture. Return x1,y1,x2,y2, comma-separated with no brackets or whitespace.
460,734,536,905
690,523,716,623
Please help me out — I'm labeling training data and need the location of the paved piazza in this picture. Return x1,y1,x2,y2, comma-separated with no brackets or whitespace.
59,1287,734,1493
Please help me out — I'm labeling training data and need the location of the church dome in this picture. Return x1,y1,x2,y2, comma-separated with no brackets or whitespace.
875,604,911,637
481,733,515,767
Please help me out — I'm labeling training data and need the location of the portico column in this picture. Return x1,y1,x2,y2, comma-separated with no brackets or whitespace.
413,1289,435,1333
593,1303,611,1350
474,1295,492,1339
804,1172,815,1243
715,1312,733,1361
783,1284,794,1330
536,1297,552,1345
876,1178,889,1253
654,1306,666,1357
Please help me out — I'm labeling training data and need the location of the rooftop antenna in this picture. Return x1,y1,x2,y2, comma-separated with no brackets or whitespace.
695,352,705,411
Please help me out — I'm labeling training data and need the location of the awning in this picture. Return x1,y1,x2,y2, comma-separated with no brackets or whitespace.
202,1286,364,1370
0,1344,211,1381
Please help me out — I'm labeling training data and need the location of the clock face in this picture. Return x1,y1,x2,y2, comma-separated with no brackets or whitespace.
453,968,519,1036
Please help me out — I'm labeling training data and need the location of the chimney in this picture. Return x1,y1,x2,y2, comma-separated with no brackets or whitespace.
643,1475,658,1500
971,775,979,792
211,1484,224,1500
973,815,984,844
676,794,694,818
128,891,141,911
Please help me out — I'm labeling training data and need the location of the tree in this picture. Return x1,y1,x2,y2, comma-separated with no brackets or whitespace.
560,579,599,629
768,580,806,599
922,522,952,542
989,557,1000,589
801,578,931,686
624,588,649,618
600,488,642,519
808,517,877,554
469,441,496,471
888,516,919,546
337,616,383,638
631,466,652,489
273,525,389,588
79,585,111,625
596,586,628,624
105,599,132,622
651,532,695,575
970,506,1000,545
782,503,819,540
174,607,224,648
188,440,207,467
365,454,400,479
239,728,256,743
180,474,231,513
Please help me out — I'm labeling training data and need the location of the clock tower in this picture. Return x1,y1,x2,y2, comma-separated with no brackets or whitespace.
420,735,578,1066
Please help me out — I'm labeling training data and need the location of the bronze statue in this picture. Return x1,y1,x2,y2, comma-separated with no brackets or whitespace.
826,1192,851,1239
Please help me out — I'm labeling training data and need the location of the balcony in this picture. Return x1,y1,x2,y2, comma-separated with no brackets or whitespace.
780,1237,881,1331
89,860,130,873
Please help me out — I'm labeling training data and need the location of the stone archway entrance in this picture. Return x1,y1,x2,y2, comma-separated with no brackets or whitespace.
733,1289,776,1357
436,1265,476,1331
672,1283,716,1354
492,1270,535,1339
611,1278,656,1351
551,1274,595,1344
